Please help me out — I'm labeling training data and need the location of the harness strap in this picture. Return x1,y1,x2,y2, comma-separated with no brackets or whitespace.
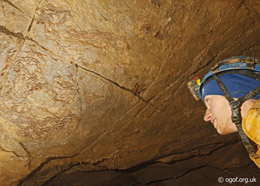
213,75,234,102
236,124,259,159
213,74,259,159
239,86,260,103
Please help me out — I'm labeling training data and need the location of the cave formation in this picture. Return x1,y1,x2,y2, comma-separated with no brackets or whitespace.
0,0,259,186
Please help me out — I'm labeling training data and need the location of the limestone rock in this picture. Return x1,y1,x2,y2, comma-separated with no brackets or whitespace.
0,0,260,185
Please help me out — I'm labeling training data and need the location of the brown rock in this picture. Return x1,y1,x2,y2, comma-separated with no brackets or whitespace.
0,0,260,185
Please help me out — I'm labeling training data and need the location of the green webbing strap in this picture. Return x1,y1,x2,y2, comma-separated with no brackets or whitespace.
213,74,259,159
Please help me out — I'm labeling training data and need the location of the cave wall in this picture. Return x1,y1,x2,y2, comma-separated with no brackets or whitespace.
45,142,259,186
0,0,260,185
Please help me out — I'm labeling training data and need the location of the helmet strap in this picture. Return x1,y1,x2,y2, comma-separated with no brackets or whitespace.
213,74,259,159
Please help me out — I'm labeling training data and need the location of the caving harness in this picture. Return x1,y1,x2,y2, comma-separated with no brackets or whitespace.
187,56,260,159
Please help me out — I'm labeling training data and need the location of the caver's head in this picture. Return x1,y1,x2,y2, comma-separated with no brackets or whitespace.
187,56,260,134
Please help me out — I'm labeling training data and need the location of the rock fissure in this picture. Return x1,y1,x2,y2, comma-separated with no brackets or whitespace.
191,53,218,76
113,99,142,127
232,22,255,45
2,0,24,14
27,16,35,33
74,64,82,112
76,64,151,104
146,165,207,185
152,69,189,106
18,142,31,159
25,36,54,54
157,138,239,164
0,145,26,158
40,162,91,186
27,0,45,33
20,155,113,186
18,152,81,186
0,25,24,39
174,165,207,179
144,57,168,99
47,140,242,186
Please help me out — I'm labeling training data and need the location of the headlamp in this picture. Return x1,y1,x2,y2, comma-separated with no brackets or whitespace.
187,76,201,101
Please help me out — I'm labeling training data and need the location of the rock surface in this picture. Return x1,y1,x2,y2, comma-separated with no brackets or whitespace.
0,0,259,185
46,142,260,186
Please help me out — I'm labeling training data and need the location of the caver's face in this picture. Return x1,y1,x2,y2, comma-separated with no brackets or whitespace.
203,95,238,135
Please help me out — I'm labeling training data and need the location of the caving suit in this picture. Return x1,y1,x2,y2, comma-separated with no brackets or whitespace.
242,99,260,168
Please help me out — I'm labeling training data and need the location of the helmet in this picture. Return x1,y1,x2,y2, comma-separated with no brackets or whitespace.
187,56,260,159
188,56,260,101
199,56,260,101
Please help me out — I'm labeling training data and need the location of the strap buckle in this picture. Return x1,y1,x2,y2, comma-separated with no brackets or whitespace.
230,100,241,124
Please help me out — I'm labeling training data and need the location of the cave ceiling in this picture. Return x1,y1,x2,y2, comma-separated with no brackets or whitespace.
0,0,260,185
